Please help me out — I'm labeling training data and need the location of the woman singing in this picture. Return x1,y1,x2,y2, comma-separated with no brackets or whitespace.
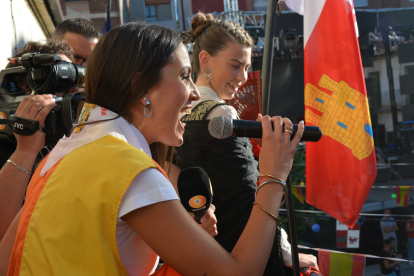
0,22,303,276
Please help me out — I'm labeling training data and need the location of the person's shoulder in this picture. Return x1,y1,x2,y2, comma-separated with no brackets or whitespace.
206,104,238,120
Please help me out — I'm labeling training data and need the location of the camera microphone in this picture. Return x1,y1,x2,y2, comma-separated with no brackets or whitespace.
177,167,213,224
208,115,322,142
8,53,63,67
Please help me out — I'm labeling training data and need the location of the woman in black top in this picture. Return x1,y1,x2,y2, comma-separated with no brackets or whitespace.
177,12,318,274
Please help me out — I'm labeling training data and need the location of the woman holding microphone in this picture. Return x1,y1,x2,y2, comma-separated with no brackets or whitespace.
1,22,303,276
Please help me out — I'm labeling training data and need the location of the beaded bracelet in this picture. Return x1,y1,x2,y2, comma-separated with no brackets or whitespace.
253,202,281,223
256,179,287,206
7,159,33,175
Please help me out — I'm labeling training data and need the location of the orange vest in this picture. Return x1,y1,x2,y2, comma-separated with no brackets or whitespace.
8,135,180,276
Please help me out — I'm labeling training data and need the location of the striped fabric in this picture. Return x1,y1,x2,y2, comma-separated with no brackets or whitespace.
319,251,365,276
396,186,412,207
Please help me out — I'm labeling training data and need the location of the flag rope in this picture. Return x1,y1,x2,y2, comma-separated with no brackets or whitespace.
279,209,414,217
291,185,414,189
298,245,411,262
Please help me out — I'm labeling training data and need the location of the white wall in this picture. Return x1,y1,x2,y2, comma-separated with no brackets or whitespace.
0,0,47,69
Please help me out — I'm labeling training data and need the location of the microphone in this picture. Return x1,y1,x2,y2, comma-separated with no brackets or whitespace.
177,167,213,224
208,115,322,142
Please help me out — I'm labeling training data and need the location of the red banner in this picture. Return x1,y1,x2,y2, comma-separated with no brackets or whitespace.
304,0,376,227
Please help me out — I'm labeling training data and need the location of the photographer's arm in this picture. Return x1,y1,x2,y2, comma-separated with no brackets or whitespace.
0,95,55,241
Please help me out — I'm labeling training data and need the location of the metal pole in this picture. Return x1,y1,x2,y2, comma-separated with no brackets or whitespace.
261,0,277,115
261,1,300,276
106,0,111,32
286,176,300,276
382,31,399,148
180,0,186,31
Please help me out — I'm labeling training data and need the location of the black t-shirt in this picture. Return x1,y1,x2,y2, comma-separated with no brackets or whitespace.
379,249,394,275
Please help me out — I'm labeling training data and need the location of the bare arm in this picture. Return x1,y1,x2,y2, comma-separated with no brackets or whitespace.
0,95,55,240
382,226,392,233
384,259,399,269
0,153,36,241
123,116,304,276
393,223,398,232
0,209,21,275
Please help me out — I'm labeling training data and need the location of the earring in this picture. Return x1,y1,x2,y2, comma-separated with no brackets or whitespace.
204,68,212,87
143,99,153,118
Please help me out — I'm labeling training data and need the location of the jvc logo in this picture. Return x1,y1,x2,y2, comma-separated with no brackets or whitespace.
14,122,23,129
60,66,68,70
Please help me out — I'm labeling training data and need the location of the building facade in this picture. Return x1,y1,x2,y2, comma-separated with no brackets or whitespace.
60,0,178,33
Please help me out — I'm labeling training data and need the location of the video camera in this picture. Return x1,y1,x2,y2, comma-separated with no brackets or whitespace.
0,52,86,144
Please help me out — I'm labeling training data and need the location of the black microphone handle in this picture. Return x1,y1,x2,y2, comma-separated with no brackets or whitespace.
194,210,207,224
232,120,322,142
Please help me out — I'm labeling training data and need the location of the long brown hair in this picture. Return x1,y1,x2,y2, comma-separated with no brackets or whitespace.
84,22,181,168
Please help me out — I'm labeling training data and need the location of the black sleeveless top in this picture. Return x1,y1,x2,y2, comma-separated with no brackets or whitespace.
176,101,259,252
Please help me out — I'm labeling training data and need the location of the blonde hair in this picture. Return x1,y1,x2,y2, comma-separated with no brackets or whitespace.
190,13,253,74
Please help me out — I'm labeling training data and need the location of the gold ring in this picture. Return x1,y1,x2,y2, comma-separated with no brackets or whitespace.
283,127,293,135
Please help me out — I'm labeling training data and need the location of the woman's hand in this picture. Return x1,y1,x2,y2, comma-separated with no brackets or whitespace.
252,113,262,146
259,116,304,181
191,204,218,237
298,253,319,270
14,95,56,155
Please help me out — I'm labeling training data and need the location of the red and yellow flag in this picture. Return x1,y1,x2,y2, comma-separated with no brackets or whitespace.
292,186,305,204
301,0,376,228
396,186,413,207
319,251,365,276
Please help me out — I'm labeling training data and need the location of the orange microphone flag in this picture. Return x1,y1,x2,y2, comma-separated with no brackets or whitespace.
303,0,376,228
395,186,413,207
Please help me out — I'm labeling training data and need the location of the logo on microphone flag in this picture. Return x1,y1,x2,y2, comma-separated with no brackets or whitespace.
299,0,376,228
189,195,207,209
0,112,6,130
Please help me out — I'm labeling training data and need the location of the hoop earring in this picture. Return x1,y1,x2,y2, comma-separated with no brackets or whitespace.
143,99,153,118
204,68,212,88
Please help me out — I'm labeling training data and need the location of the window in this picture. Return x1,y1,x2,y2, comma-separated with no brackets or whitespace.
145,4,172,21
353,0,368,7
145,5,157,21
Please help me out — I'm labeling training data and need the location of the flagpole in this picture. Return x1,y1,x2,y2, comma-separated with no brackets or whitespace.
261,1,300,276
261,0,276,114
106,0,111,32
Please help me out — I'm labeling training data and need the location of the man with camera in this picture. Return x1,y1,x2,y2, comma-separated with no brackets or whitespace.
0,18,101,242
0,41,82,242
53,17,102,66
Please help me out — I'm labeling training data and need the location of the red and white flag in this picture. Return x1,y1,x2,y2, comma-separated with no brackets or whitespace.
286,0,377,227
